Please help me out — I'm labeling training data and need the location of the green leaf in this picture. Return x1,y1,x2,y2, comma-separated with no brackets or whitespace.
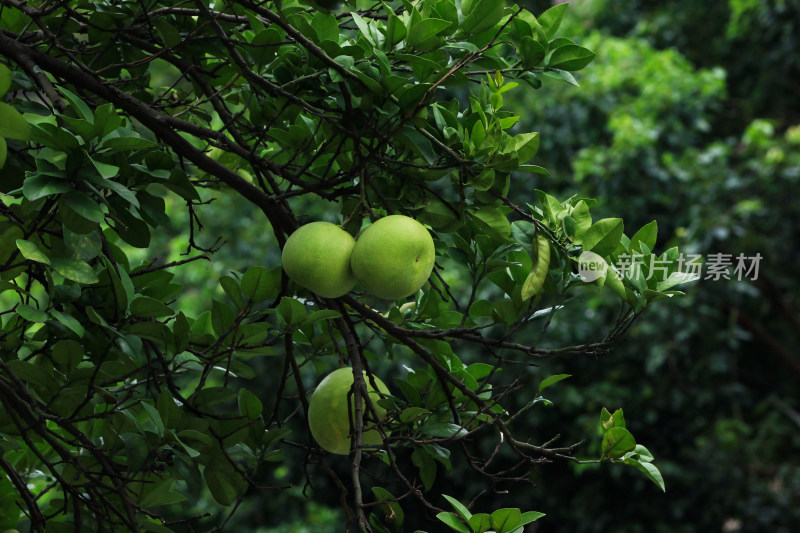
238,388,263,418
443,494,472,521
473,207,511,238
204,468,243,506
58,87,93,121
16,239,50,264
513,132,540,164
141,401,165,437
172,311,190,353
600,407,626,432
422,422,468,438
407,18,451,49
211,299,236,335
89,155,120,179
656,271,699,291
602,427,636,459
0,137,6,168
23,174,71,201
52,339,84,370
469,514,493,533
61,192,105,223
130,296,174,318
220,275,245,309
50,309,85,337
63,227,101,261
241,265,276,301
519,36,546,68
537,373,571,393
520,510,546,525
537,2,568,39
0,102,31,141
140,479,187,508
624,458,666,492
548,44,596,71
399,406,430,424
300,309,342,328
436,512,470,533
5,360,58,389
16,303,48,323
630,221,658,253
0,63,10,98
101,136,158,151
277,296,307,327
50,257,99,284
542,68,580,86
372,487,405,527
462,1,505,35
491,507,522,533
470,168,495,191
411,447,437,491
582,218,624,257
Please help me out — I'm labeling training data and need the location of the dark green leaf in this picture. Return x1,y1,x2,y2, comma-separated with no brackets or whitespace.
422,422,468,438
411,447,437,492
50,257,98,284
23,174,71,201
238,388,263,419
519,36,546,68
549,44,596,71
602,427,636,459
462,2,505,36
130,296,174,318
204,468,245,506
372,487,405,527
50,309,84,337
241,266,276,301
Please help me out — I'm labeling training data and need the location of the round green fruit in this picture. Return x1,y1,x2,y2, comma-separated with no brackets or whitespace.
308,367,391,455
350,215,435,300
281,222,356,298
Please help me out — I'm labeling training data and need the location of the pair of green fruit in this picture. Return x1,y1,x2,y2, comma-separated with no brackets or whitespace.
281,215,436,300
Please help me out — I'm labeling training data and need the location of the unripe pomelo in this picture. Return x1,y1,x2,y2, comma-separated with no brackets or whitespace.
308,367,391,455
281,222,356,298
350,215,435,300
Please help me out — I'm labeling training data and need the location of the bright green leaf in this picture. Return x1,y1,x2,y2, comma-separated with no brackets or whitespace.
16,239,50,264
0,102,31,141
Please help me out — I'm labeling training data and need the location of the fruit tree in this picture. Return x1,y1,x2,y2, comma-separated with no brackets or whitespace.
0,0,694,531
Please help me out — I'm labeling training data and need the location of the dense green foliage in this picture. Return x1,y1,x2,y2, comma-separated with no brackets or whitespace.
496,2,800,532
1,0,797,532
0,1,689,531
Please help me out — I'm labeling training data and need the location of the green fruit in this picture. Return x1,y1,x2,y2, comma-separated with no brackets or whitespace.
281,222,356,298
350,215,435,300
308,367,391,455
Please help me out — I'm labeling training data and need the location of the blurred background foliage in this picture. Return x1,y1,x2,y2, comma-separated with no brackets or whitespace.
137,0,799,531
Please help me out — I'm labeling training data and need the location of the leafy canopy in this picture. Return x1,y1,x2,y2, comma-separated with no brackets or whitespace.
0,0,688,531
